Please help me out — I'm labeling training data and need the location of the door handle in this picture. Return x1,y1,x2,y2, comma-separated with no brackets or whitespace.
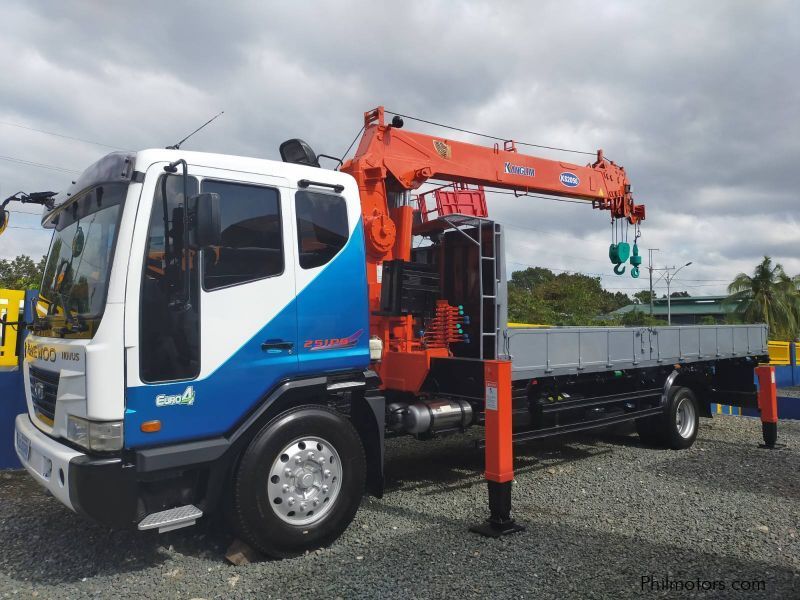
261,340,294,353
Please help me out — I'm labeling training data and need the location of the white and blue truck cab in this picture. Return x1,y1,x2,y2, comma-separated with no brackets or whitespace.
16,149,382,556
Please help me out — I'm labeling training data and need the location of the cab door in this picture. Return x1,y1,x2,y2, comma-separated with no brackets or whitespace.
124,162,298,447
196,171,300,415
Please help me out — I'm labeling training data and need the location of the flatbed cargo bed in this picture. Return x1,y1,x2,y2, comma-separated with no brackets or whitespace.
503,324,768,380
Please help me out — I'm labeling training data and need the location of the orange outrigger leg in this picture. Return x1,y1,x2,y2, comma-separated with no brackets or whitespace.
755,365,779,448
470,360,525,537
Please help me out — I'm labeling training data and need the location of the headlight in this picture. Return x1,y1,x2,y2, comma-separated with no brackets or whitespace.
66,415,89,448
67,416,123,452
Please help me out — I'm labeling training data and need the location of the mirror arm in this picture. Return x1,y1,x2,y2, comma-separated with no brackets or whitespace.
0,191,57,236
316,154,344,169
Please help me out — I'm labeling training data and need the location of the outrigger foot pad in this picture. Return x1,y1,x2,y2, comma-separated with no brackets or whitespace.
470,517,525,538
760,421,777,448
470,481,525,538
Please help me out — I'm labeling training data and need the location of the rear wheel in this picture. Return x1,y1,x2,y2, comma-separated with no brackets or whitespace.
636,386,699,449
233,405,366,558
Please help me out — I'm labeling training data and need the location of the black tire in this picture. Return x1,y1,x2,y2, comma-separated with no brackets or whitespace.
233,404,366,558
637,386,699,449
663,386,699,449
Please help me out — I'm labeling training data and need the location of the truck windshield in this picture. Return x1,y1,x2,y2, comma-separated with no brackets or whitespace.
37,183,126,338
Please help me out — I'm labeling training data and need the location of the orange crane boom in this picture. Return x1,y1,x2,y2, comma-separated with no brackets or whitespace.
341,106,645,392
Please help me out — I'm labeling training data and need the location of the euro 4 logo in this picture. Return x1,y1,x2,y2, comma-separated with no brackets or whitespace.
156,386,196,407
559,172,580,187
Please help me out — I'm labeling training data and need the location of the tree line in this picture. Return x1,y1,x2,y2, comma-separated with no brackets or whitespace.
2,254,798,339
509,256,799,338
0,255,46,290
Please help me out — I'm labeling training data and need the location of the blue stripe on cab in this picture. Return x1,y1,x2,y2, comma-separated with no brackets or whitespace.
124,221,369,448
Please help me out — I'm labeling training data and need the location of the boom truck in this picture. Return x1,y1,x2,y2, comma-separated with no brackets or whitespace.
5,106,771,557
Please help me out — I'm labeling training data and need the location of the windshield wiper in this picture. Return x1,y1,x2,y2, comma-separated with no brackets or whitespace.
45,287,86,336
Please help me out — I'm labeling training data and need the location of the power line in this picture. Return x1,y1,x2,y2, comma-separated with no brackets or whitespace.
0,155,80,174
503,225,635,268
0,120,122,150
7,208,45,214
488,224,737,283
668,278,731,282
5,225,48,231
509,260,609,278
507,260,727,294
603,283,725,290
385,110,598,156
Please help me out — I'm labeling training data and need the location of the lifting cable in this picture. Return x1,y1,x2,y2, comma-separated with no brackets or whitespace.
384,110,598,156
336,125,366,168
379,111,646,278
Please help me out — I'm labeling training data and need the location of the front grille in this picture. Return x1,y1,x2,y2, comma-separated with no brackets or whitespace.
29,366,59,421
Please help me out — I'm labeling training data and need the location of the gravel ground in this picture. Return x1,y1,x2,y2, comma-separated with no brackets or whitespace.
1,414,798,599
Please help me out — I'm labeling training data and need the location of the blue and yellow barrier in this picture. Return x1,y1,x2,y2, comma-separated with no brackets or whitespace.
712,403,741,416
0,289,25,367
768,341,791,366
0,289,36,469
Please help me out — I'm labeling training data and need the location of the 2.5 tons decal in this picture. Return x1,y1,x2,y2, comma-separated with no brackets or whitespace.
304,329,364,352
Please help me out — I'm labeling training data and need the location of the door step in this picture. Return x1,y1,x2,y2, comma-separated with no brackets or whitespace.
138,504,203,533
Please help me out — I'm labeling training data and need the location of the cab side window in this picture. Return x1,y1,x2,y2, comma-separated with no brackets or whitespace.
201,180,283,290
295,190,349,269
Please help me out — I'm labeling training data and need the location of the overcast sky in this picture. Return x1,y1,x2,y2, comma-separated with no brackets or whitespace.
1,1,797,298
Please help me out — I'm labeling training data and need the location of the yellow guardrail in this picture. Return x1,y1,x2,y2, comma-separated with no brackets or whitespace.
0,289,25,367
507,322,550,329
768,340,791,366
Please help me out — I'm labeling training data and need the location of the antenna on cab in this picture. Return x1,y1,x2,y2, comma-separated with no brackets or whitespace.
166,111,225,150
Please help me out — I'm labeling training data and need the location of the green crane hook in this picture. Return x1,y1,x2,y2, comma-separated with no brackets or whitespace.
629,242,642,278
609,242,631,276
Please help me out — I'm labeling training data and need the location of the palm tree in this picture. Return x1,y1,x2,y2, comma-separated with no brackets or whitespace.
726,256,800,340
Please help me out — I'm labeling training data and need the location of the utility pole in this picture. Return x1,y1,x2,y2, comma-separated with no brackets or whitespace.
648,248,660,315
657,262,692,325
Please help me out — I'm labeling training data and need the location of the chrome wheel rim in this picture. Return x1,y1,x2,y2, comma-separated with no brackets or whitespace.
267,436,342,526
675,397,696,439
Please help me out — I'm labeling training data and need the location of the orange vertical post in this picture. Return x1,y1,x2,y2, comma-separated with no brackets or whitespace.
755,365,778,447
470,360,524,537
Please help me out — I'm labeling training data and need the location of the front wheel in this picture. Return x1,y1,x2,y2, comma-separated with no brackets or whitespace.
233,405,366,558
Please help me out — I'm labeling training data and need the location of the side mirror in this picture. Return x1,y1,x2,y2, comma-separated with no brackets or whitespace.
279,138,320,167
0,209,8,236
190,193,222,247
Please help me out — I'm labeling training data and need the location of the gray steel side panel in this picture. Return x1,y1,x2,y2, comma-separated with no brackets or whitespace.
504,324,768,380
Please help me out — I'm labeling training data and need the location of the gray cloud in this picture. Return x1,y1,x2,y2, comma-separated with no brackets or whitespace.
1,0,798,300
